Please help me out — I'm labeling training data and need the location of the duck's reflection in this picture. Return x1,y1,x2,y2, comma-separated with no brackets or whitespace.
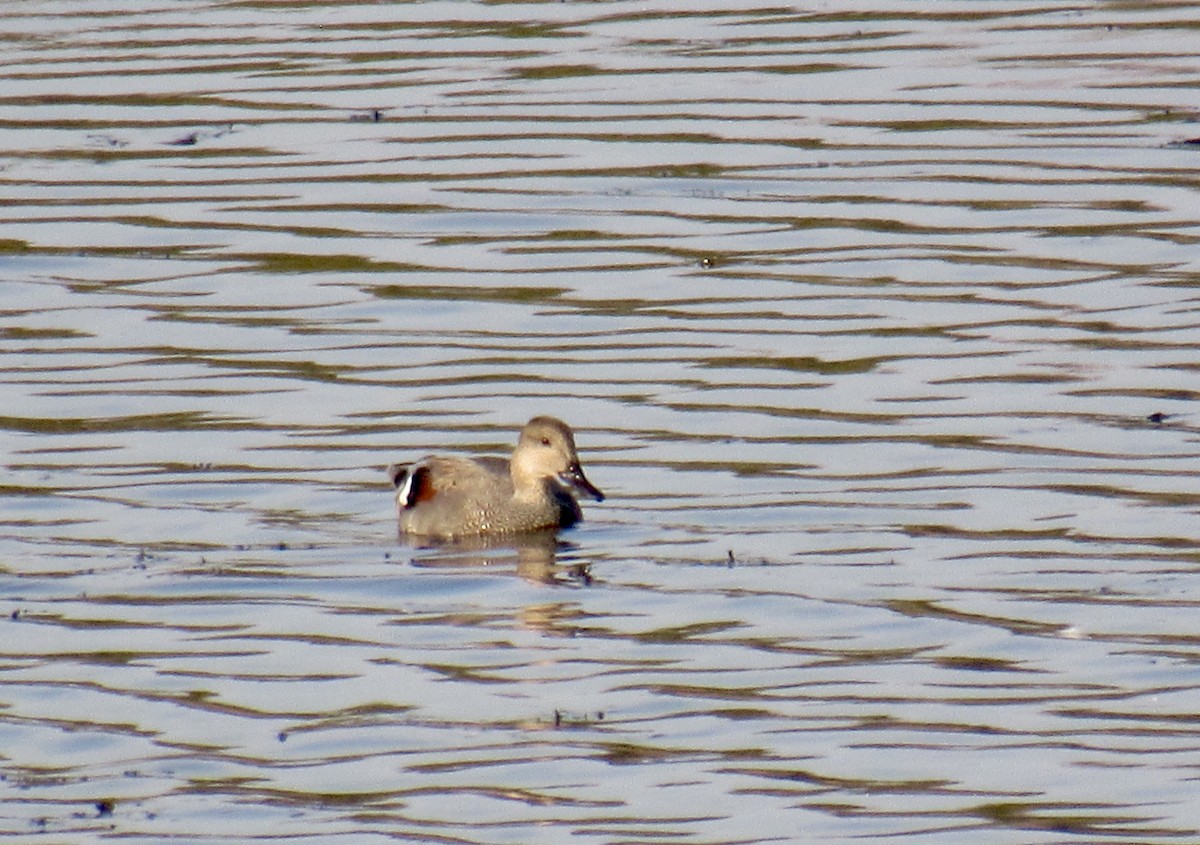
399,528,592,586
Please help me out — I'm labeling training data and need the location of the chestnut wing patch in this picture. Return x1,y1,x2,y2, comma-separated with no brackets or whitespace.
391,462,437,508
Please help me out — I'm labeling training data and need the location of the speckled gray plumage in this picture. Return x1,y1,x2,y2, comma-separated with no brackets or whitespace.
389,417,602,539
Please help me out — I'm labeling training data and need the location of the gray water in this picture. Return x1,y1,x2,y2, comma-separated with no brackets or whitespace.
2,1,1200,842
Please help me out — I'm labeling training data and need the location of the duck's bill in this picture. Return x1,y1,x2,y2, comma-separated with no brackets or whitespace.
560,464,605,502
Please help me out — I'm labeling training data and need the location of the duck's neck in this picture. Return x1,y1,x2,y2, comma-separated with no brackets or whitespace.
509,457,551,504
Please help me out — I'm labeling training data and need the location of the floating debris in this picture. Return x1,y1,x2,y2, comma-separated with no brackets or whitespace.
164,125,236,146
350,109,386,123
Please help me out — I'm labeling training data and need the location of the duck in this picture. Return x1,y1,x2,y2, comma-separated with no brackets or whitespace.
388,416,604,539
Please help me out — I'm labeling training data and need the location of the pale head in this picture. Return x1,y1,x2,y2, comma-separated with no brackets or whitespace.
510,416,604,502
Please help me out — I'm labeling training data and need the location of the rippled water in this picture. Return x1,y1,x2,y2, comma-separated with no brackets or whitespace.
3,1,1200,842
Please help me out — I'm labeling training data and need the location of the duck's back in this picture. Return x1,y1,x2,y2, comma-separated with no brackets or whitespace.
394,454,582,538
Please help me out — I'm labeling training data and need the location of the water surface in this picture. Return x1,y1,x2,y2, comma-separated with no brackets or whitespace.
2,1,1200,843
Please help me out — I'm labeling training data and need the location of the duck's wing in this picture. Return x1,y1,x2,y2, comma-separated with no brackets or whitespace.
389,456,508,509
388,461,429,508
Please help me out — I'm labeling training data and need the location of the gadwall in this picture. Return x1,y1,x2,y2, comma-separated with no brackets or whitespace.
388,416,604,539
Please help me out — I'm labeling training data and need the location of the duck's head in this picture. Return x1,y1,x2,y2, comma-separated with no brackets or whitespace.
512,416,604,502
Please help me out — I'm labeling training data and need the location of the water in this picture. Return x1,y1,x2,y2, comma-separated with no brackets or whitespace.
3,1,1200,842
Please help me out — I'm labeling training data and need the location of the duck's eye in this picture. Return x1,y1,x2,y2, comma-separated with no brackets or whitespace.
540,437,552,446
